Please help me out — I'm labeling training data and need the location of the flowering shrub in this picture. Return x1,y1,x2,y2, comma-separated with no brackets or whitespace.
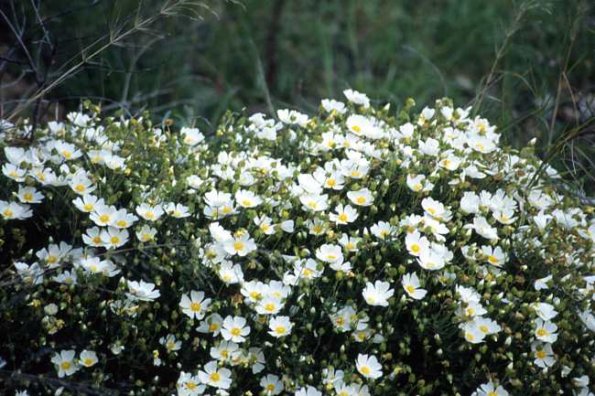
0,92,594,395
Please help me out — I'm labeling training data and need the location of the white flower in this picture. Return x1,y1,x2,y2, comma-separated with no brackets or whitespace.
197,313,224,336
472,316,501,336
136,225,157,242
370,221,395,240
472,381,509,396
343,89,370,108
165,202,191,218
405,231,430,257
160,334,182,352
268,316,293,338
256,297,283,315
315,244,344,265
198,360,232,389
100,227,129,249
300,193,329,212
532,302,558,321
277,109,309,127
79,350,98,367
221,315,250,343
421,197,451,221
73,194,104,213
223,232,257,256
362,281,394,307
321,99,347,114
407,174,431,193
179,290,211,320
480,245,507,267
416,249,446,271
111,209,138,229
177,371,205,395
347,188,374,207
401,273,427,300
260,374,284,395
532,342,555,369
295,386,322,396
181,127,205,146
235,189,263,208
217,261,244,284
17,186,44,204
355,354,382,379
90,204,117,226
462,321,486,344
0,201,32,220
136,203,164,221
329,204,358,225
534,319,558,343
69,172,96,195
210,341,239,362
126,279,160,301
51,350,78,377
345,115,383,139
460,191,480,214
78,257,120,277
55,141,82,160
467,216,499,240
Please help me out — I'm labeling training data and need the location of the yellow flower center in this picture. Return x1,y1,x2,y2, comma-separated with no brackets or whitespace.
411,244,420,254
92,236,102,244
233,241,245,252
242,199,253,207
356,196,366,205
145,211,155,220
3,209,14,217
83,203,94,211
110,236,120,244
99,214,110,223
351,125,362,133
62,150,72,159
230,327,241,336
23,192,33,202
75,184,86,193
274,325,286,335
479,325,489,334
60,361,72,370
186,382,198,390
487,255,499,265
82,357,95,367
250,291,261,300
116,220,127,228
209,372,221,382
208,323,219,332
327,178,336,187
536,328,548,337
264,303,276,312
338,213,349,223
359,365,371,375
405,285,415,294
190,302,202,312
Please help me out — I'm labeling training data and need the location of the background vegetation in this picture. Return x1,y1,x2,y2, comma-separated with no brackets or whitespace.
1,0,594,190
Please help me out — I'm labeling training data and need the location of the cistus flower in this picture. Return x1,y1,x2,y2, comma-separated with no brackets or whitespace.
1,94,593,395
